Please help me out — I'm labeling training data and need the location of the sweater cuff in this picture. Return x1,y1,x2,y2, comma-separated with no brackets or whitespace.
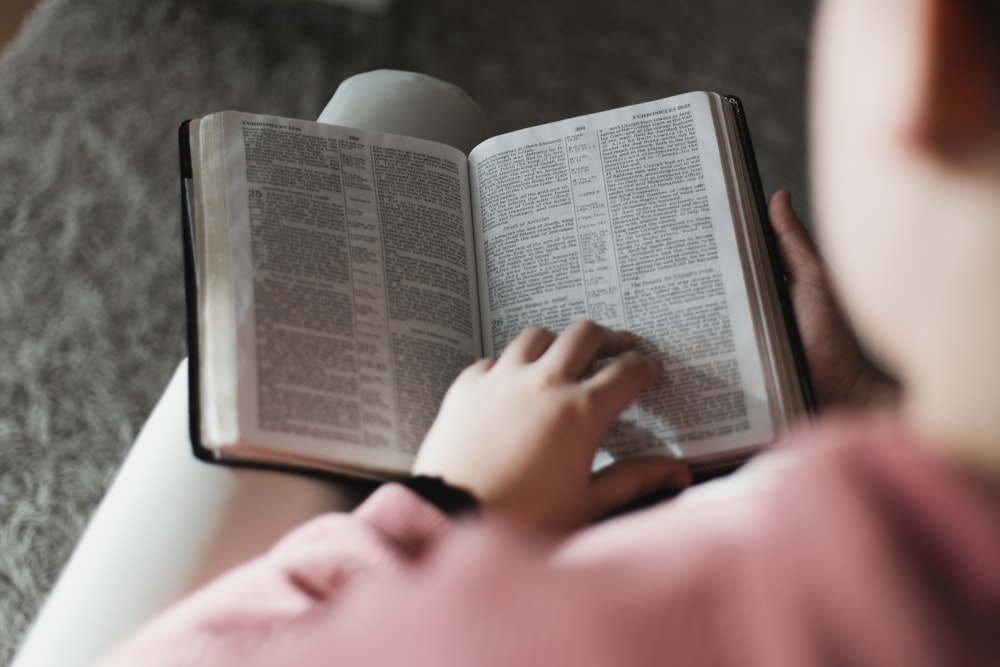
400,476,479,517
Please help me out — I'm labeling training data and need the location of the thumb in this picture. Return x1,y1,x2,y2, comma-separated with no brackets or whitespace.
584,456,692,522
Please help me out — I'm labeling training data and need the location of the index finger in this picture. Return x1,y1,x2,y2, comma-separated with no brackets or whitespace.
498,326,558,366
542,320,635,379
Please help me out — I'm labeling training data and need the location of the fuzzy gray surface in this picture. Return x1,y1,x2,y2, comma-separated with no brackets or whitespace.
0,0,810,661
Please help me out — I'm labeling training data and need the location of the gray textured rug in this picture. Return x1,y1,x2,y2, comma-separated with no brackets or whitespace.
0,0,810,661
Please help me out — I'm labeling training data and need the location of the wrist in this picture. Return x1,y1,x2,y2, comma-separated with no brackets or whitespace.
400,475,479,517
845,364,900,409
859,368,901,408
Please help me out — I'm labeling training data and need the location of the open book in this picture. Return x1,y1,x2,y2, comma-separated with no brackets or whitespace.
180,91,813,481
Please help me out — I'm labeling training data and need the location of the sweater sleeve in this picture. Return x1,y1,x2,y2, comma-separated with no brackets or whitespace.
97,464,763,667
99,415,995,667
97,472,762,667
98,483,457,666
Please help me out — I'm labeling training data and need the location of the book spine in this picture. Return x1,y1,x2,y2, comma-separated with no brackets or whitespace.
178,120,210,462
723,96,817,413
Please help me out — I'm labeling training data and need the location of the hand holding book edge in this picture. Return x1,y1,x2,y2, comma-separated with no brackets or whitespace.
768,190,900,411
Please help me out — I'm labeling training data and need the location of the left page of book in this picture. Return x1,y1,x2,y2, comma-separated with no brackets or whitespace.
192,112,480,476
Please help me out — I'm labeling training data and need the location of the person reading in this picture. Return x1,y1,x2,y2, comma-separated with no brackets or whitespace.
100,0,1000,663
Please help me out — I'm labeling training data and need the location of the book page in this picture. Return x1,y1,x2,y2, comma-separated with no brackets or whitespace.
213,112,480,473
468,92,773,464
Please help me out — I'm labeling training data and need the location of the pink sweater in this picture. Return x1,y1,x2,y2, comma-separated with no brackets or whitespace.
101,414,1000,666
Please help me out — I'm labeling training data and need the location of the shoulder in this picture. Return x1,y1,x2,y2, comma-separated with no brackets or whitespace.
743,411,1000,665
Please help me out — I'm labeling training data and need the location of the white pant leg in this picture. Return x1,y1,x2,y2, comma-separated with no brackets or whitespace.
12,70,489,667
317,69,490,152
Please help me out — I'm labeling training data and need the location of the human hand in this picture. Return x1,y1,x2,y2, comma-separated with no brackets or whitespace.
769,190,899,409
412,321,691,534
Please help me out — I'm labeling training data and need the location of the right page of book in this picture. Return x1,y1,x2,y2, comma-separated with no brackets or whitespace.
468,92,774,466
